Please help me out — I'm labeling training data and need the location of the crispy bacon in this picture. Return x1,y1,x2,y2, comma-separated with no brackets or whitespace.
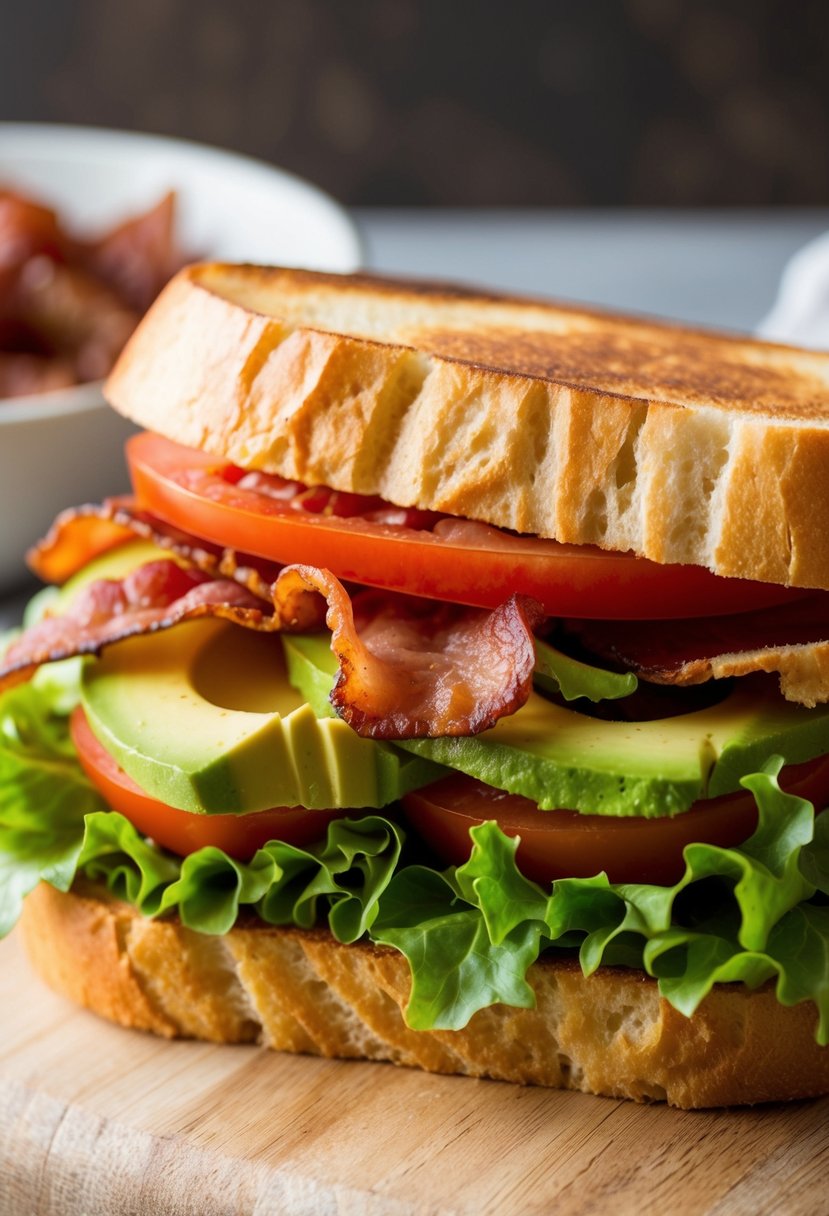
274,566,544,738
0,561,268,693
3,536,544,737
28,500,281,602
79,191,181,314
237,471,446,529
1,190,186,398
27,506,136,584
569,595,829,707
11,257,140,380
0,351,76,397
0,192,66,280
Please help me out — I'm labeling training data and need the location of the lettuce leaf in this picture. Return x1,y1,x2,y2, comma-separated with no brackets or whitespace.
373,866,543,1031
78,809,403,937
1,672,828,1042
373,763,829,1039
373,825,549,1029
533,638,637,702
0,677,107,935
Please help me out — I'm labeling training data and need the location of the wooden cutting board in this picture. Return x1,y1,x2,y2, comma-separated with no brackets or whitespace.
1,928,827,1216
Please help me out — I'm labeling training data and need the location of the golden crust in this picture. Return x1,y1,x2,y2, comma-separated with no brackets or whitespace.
20,882,829,1109
105,264,829,591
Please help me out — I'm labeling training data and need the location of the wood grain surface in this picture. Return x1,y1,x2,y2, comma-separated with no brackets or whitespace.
1,928,827,1216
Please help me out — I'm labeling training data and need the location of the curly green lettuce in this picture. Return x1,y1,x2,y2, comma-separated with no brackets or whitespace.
372,765,829,1038
1,675,828,1041
0,662,103,935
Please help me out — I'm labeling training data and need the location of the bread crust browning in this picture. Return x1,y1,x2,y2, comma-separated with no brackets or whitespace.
20,883,829,1108
105,264,829,591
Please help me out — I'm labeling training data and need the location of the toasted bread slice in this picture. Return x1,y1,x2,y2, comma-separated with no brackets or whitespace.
105,264,829,591
21,881,829,1109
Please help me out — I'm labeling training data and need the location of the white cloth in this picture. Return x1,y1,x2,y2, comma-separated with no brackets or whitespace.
758,231,829,348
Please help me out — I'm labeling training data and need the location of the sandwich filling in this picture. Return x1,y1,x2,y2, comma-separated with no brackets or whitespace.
2,431,829,1039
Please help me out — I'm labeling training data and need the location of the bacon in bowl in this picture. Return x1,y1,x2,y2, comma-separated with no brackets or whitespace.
0,188,184,399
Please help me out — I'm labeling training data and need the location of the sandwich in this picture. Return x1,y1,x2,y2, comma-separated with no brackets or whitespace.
2,263,829,1109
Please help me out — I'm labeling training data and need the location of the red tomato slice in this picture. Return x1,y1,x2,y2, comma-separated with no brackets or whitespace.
401,760,829,887
126,432,801,620
71,707,345,861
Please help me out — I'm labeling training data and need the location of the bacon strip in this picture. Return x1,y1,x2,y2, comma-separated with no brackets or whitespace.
275,567,545,738
0,561,269,693
3,548,543,737
569,595,829,707
1,190,186,396
28,508,136,584
28,500,282,601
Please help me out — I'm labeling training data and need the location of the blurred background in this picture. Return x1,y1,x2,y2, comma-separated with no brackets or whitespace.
5,0,828,208
5,0,829,334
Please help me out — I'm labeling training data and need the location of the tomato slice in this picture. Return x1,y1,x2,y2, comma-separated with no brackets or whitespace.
72,700,829,887
126,432,802,620
71,706,345,861
401,760,829,887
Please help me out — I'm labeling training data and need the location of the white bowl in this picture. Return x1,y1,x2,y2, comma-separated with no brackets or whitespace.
0,123,362,593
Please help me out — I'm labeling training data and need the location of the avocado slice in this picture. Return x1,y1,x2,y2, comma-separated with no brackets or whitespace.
81,619,443,814
284,633,829,818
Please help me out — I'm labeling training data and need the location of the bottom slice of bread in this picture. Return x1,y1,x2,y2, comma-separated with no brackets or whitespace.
19,881,829,1108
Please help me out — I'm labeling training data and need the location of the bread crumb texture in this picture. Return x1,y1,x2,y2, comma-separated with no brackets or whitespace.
21,882,829,1108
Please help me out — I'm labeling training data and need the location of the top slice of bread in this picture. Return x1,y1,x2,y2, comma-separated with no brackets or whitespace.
105,263,829,591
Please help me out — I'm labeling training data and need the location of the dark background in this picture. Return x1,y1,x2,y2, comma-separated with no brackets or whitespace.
3,0,829,207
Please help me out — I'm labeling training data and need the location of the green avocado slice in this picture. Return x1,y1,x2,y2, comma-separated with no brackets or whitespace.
283,633,829,818
81,620,443,814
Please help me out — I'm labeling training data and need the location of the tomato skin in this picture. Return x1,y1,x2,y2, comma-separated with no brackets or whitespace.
401,758,829,887
126,432,803,621
72,696,829,886
70,707,345,860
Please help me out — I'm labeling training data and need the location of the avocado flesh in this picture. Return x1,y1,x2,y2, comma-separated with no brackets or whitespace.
81,619,442,814
284,633,829,818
